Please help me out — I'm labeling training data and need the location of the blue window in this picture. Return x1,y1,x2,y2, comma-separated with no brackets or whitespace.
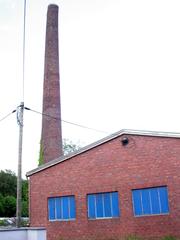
132,186,169,216
48,195,76,221
87,192,120,219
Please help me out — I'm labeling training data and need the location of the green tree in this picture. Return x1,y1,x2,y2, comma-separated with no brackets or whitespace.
3,196,16,217
0,193,4,216
0,170,28,217
0,170,17,197
63,138,81,156
22,200,28,217
22,180,28,217
38,139,81,166
22,180,28,202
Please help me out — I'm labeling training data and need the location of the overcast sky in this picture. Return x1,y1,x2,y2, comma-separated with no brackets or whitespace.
0,0,180,177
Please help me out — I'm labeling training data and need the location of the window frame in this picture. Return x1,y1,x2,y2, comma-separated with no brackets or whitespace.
48,195,76,221
87,191,120,220
132,186,170,217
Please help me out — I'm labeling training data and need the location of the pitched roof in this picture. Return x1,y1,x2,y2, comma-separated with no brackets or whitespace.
26,129,180,177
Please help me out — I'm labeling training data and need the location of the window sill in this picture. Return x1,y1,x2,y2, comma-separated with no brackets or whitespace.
49,218,76,222
88,217,120,220
134,213,169,217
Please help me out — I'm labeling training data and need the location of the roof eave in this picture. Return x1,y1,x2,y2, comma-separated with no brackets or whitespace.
26,129,180,177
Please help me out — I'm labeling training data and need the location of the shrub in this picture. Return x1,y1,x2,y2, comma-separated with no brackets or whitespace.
125,235,142,240
3,196,16,217
161,236,177,240
0,219,8,226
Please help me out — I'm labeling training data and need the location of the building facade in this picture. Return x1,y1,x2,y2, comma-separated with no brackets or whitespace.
27,130,180,240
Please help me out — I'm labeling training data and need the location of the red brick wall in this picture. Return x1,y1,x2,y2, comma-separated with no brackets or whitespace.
29,134,180,240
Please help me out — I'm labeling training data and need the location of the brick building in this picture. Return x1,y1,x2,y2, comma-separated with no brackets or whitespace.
27,129,180,240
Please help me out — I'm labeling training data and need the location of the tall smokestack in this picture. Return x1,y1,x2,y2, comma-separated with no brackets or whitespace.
41,4,63,164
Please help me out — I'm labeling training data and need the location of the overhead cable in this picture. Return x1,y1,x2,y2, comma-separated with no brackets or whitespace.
24,107,108,134
22,0,27,102
0,110,16,123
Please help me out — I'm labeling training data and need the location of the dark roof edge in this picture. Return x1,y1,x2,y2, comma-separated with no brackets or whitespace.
26,129,180,177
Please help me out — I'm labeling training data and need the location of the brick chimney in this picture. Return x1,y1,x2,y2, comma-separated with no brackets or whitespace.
41,4,63,164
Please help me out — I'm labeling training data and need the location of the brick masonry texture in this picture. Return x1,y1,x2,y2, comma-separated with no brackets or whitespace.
41,4,63,164
29,134,180,240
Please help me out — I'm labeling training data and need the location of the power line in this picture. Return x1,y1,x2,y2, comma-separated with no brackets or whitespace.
16,0,27,227
0,110,16,123
24,107,109,134
22,0,27,102
62,119,108,134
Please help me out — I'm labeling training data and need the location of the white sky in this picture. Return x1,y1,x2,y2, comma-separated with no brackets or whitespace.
0,0,180,177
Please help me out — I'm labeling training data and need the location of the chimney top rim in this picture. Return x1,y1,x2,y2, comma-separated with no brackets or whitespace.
48,4,59,9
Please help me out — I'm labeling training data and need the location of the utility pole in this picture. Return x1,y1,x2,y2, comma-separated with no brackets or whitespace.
16,102,24,227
